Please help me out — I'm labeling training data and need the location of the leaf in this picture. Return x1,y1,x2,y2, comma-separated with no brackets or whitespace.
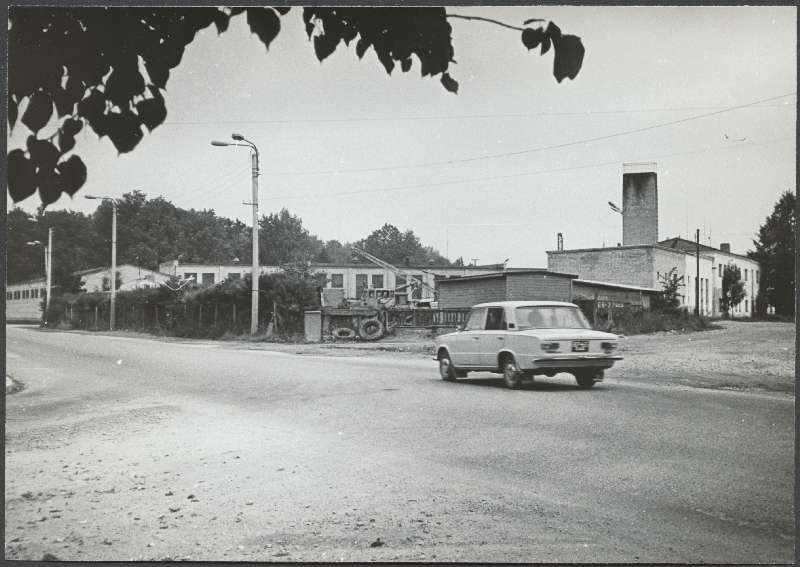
314,33,339,61
523,18,545,25
540,36,552,56
9,95,18,129
440,72,458,94
54,88,76,117
62,117,83,137
104,60,145,108
212,10,230,34
104,111,144,153
8,149,37,202
58,129,76,154
56,155,88,196
246,8,281,51
521,27,545,51
552,34,585,82
355,38,370,59
77,89,107,125
21,91,54,133
136,96,167,131
145,60,170,89
37,168,63,206
27,136,60,169
273,6,291,16
545,21,562,40
401,57,412,72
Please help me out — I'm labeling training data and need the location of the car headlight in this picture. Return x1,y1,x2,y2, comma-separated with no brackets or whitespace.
540,342,560,353
601,341,618,354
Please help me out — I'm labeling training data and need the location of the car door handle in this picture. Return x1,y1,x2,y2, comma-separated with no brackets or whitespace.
472,336,480,340
497,337,504,340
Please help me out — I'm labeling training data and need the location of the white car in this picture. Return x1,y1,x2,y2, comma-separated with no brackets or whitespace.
434,301,623,389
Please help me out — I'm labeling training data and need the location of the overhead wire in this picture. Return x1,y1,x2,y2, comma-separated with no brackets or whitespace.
262,135,794,202
258,92,796,177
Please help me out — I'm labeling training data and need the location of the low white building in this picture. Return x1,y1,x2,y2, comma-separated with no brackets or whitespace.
75,264,173,293
6,278,48,323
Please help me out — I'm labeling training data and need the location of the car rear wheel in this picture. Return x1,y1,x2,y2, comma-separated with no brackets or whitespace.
439,353,457,381
575,369,603,389
502,356,523,389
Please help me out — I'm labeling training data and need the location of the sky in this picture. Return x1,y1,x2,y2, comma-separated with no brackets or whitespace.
7,5,797,268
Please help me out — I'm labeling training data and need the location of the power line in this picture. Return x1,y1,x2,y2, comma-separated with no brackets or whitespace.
263,135,793,202
259,92,796,177
162,102,793,127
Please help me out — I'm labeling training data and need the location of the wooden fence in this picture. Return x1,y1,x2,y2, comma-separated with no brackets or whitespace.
384,307,470,329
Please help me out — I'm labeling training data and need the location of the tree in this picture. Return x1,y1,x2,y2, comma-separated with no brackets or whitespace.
748,191,796,317
652,267,683,313
6,208,42,284
259,209,323,265
720,264,746,318
355,223,450,266
8,7,584,205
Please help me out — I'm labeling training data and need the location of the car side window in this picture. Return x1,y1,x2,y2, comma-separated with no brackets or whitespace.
464,308,487,331
485,307,506,330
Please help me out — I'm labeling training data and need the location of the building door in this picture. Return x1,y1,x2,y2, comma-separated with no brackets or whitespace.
355,274,368,299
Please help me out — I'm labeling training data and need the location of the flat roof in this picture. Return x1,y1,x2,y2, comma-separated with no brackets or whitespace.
546,243,716,260
436,269,579,283
473,300,578,308
574,279,660,293
658,237,756,262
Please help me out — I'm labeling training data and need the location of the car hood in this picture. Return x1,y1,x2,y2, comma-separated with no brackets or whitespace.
517,328,619,341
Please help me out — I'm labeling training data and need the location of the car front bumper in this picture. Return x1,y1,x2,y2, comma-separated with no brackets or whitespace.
530,354,623,369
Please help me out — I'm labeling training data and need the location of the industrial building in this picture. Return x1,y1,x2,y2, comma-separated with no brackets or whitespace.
546,163,761,317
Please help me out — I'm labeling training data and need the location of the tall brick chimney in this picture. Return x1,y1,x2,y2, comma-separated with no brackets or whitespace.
720,243,731,253
622,162,658,246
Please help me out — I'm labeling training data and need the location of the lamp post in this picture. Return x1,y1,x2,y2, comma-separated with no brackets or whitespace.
211,133,260,335
27,227,53,323
85,195,117,331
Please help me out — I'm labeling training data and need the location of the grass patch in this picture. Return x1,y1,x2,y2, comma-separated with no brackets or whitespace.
596,307,720,336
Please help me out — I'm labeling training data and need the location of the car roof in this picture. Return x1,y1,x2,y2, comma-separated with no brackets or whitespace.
471,301,578,308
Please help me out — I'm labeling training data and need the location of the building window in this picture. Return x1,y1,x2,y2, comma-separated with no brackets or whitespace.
32,289,38,298
355,274,368,298
7,292,12,300
184,273,197,283
756,270,759,283
744,269,748,281
23,290,29,299
396,275,407,289
41,288,47,297
330,274,344,288
371,274,384,289
718,264,722,277
13,290,20,299
202,273,215,286
228,272,241,280
745,299,748,312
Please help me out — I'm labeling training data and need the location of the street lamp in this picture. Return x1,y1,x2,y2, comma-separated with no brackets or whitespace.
27,227,53,323
211,133,261,335
85,194,118,331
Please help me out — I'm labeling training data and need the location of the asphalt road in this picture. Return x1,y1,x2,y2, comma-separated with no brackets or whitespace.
4,325,795,562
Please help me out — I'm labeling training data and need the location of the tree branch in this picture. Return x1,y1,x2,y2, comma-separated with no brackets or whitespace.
446,13,525,32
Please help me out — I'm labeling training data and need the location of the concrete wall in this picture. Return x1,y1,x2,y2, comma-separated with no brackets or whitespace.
505,273,572,302
711,252,761,318
572,282,652,308
622,170,658,246
547,246,655,288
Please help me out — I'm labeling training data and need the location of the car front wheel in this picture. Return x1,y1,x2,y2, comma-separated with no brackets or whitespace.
439,353,457,381
502,356,523,389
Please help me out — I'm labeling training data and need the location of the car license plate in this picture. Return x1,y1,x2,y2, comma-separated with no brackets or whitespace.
571,340,589,352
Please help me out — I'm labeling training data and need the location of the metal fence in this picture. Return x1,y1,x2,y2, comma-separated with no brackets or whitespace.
385,307,470,329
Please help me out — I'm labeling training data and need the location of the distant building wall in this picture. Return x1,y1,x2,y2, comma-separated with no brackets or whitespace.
6,279,46,322
505,273,573,302
547,246,656,288
437,276,507,308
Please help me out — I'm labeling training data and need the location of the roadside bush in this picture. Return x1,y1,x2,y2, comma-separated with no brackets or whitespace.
596,305,718,336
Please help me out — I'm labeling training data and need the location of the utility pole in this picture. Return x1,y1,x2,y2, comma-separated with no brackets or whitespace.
212,134,260,335
46,227,53,316
85,195,118,330
695,228,700,316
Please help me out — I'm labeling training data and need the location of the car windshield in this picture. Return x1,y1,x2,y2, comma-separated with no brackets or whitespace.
515,306,591,330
